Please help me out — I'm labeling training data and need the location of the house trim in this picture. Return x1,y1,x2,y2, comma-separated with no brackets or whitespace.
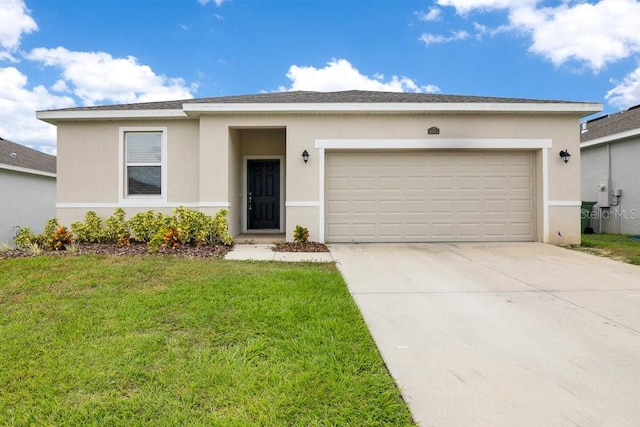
542,148,550,243
56,202,230,209
242,155,285,233
315,138,553,150
0,163,56,178
318,148,326,243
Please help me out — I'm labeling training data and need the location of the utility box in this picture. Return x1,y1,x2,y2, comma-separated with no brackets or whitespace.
597,179,610,207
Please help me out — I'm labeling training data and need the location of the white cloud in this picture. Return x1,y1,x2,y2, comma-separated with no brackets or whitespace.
420,30,469,45
26,47,196,105
437,0,532,14
416,8,442,21
0,66,75,153
606,65,640,109
0,0,37,53
513,1,640,71
434,0,640,72
198,0,226,6
279,59,440,94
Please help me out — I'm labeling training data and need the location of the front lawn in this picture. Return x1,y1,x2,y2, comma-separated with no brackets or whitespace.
0,256,414,426
577,233,640,265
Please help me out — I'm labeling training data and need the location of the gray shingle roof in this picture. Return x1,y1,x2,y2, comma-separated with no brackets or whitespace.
581,105,640,142
0,137,56,174
38,90,589,113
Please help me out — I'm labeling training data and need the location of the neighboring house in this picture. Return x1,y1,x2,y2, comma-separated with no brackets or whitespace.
36,90,601,245
580,105,640,235
0,137,57,245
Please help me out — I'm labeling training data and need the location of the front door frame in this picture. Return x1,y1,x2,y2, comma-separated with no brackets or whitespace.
242,155,285,233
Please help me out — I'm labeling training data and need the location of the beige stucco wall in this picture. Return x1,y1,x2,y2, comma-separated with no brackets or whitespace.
54,111,584,244
57,120,199,204
199,113,582,243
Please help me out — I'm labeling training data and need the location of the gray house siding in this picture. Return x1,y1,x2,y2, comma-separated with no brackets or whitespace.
581,137,640,235
0,168,57,245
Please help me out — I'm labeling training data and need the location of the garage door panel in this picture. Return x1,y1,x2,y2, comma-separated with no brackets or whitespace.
511,176,533,190
512,223,534,237
511,199,533,214
458,176,481,190
432,176,456,189
325,151,535,242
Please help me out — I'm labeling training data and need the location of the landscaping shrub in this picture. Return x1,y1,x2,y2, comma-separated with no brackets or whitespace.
71,211,104,243
40,218,61,250
211,209,233,245
293,225,310,243
103,208,130,244
49,226,74,251
128,211,170,243
172,206,210,246
10,208,233,254
13,227,37,249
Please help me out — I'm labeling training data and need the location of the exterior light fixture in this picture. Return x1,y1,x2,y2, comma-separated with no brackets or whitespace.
559,149,571,163
302,149,310,164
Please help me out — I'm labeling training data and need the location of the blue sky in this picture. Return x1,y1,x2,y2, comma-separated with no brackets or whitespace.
2,0,640,154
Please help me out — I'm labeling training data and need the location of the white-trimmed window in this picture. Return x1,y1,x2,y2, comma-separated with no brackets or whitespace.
120,128,167,200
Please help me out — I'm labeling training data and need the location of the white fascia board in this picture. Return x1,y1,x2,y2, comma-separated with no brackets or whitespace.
580,127,640,148
36,109,187,123
183,102,603,115
0,162,56,178
315,139,552,150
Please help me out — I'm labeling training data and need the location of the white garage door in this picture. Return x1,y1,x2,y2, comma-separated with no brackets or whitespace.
325,151,535,242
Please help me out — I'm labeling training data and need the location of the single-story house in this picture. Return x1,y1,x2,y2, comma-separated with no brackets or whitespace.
0,137,57,245
581,104,640,235
36,90,601,245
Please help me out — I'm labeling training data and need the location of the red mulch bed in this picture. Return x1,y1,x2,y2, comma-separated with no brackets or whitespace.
0,242,231,259
272,242,329,252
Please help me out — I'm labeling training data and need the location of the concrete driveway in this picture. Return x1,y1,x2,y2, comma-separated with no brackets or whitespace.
330,243,640,426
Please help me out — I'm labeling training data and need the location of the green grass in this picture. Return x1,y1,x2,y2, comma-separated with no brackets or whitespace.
577,233,640,265
0,256,415,426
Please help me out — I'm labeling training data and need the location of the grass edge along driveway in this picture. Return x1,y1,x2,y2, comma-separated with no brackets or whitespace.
576,233,640,265
0,256,415,426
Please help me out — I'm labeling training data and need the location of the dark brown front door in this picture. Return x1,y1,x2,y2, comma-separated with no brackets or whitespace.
248,160,280,230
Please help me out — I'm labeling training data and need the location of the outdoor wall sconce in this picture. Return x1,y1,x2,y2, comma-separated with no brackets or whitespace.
559,149,571,163
302,149,310,163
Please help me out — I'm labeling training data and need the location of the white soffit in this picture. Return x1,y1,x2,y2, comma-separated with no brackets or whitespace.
183,102,603,115
36,109,187,123
36,102,603,123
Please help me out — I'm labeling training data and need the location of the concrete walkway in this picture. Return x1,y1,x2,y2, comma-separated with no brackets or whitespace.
330,243,640,427
224,243,334,262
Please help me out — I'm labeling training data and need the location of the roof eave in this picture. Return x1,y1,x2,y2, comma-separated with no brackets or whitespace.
36,102,603,123
36,109,188,124
183,102,603,116
0,162,57,177
581,127,640,148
